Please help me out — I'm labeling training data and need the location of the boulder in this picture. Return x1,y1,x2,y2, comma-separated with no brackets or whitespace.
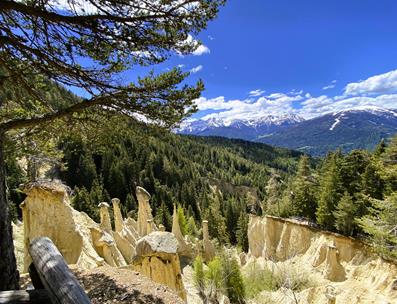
133,232,186,300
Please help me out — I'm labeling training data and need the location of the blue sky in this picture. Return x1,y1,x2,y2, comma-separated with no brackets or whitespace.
65,0,397,121
158,0,397,121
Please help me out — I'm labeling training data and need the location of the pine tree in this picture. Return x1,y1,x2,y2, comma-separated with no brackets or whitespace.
72,186,100,222
291,155,317,220
154,202,172,231
382,135,397,192
205,193,229,243
374,138,387,157
357,193,397,259
362,161,384,199
221,254,246,304
264,171,282,215
236,213,249,252
316,153,343,230
177,205,188,236
186,216,198,237
333,192,356,236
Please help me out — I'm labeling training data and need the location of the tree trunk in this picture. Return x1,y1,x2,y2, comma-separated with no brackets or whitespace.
0,131,20,290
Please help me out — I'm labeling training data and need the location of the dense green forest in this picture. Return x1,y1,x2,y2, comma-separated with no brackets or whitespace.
5,111,303,250
4,81,397,258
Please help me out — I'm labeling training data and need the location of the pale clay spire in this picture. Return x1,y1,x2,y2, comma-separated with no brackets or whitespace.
112,198,123,233
98,202,112,233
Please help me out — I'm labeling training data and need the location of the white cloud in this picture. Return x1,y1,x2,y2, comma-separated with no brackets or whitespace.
190,69,397,122
190,65,203,74
323,84,335,90
248,89,266,97
192,44,210,56
298,93,397,119
322,80,337,90
193,92,303,123
345,69,397,95
177,34,210,56
194,96,235,110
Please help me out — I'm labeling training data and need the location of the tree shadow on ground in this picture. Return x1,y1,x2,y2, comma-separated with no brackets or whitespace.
74,271,167,304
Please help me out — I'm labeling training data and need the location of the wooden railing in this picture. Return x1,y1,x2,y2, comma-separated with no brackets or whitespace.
0,237,91,304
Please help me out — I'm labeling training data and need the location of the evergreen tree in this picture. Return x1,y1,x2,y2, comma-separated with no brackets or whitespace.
357,193,397,259
205,193,229,243
263,171,282,215
290,155,316,220
339,150,369,195
374,138,387,157
382,135,397,192
236,213,249,252
316,152,343,230
154,202,172,231
362,161,384,199
186,216,198,237
177,205,188,236
221,254,246,304
72,187,99,222
333,192,356,236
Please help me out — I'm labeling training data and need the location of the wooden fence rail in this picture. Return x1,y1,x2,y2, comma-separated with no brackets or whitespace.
0,237,91,304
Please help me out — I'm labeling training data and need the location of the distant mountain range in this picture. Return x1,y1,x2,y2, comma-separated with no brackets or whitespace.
177,106,397,156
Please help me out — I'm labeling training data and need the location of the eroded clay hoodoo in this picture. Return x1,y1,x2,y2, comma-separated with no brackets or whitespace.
20,180,140,270
21,181,104,271
98,202,112,233
136,186,156,237
323,245,346,282
133,231,187,301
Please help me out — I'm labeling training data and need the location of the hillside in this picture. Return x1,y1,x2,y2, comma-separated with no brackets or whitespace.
56,125,302,234
258,107,397,156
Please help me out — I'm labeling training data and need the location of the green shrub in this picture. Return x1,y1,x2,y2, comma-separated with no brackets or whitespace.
221,254,246,304
243,262,277,298
273,263,314,292
193,255,205,295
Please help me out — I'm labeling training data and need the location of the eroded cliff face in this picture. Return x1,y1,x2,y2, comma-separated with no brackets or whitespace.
18,180,208,301
247,215,397,304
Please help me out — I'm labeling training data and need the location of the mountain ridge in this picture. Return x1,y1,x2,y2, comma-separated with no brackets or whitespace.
177,106,397,156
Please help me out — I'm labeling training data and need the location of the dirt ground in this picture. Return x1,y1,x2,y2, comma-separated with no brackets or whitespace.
20,265,184,304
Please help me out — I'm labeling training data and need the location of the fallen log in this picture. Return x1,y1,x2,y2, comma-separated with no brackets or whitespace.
28,237,91,304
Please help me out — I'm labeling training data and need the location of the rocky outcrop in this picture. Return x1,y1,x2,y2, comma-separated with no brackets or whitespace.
323,244,346,282
248,215,366,265
132,231,187,301
20,180,157,271
247,215,397,303
21,181,106,271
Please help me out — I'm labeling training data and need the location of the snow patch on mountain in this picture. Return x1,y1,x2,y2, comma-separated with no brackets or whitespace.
330,115,342,131
333,105,397,117
177,113,305,134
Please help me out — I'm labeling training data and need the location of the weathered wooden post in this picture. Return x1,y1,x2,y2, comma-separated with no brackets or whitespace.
28,237,91,304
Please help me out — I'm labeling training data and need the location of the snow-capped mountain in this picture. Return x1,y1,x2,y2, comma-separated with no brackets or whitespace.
177,114,304,141
177,106,397,156
257,106,397,156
